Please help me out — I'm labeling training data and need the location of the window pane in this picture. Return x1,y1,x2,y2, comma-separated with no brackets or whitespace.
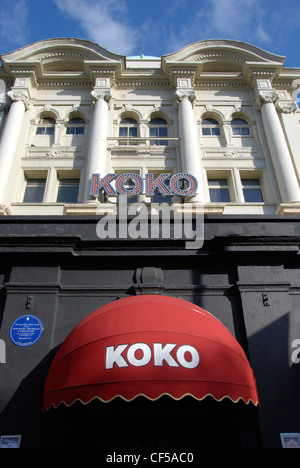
150,118,167,125
66,127,75,134
202,118,220,136
75,126,85,135
23,179,45,203
129,127,138,137
208,179,230,202
150,128,158,138
242,179,263,202
208,179,228,187
231,118,248,125
158,127,168,137
243,189,263,202
120,118,137,124
45,127,55,135
202,118,219,125
209,188,230,202
202,127,211,135
36,127,45,135
119,127,128,137
68,118,85,124
150,118,168,145
56,180,79,203
242,179,260,187
241,127,250,135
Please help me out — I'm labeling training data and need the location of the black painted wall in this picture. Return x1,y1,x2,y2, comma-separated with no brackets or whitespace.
0,215,299,448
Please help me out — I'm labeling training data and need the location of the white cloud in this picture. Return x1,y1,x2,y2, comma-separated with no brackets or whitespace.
0,0,29,52
166,0,272,54
53,0,139,55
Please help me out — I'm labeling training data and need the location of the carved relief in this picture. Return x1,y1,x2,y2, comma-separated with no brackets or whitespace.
258,90,279,104
277,101,298,114
7,90,29,109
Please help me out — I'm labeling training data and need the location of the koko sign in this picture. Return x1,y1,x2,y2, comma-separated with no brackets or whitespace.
105,342,200,369
90,172,198,197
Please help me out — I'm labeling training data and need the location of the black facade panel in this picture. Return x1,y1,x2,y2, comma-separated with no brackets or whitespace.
0,215,299,448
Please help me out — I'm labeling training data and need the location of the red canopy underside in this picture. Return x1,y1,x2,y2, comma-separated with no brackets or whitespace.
43,295,259,410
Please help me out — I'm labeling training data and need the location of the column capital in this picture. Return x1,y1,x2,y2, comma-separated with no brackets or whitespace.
256,90,279,110
276,100,298,114
7,90,29,110
91,89,112,104
175,90,196,108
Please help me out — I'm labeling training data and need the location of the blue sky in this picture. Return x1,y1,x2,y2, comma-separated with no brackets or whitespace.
0,0,299,67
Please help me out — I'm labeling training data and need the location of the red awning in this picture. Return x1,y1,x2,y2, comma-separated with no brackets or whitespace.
43,295,259,410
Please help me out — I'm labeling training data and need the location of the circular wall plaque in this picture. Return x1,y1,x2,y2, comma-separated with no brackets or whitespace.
10,315,43,347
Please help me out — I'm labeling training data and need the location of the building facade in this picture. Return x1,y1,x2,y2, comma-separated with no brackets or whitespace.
0,38,300,449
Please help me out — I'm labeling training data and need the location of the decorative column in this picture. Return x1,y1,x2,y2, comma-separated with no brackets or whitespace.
84,79,111,202
256,81,300,204
276,100,300,182
175,86,204,203
0,90,29,205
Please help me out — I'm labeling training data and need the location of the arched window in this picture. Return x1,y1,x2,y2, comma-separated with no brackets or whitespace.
231,118,250,135
149,117,168,145
66,117,85,135
36,117,55,135
119,117,138,145
201,118,221,136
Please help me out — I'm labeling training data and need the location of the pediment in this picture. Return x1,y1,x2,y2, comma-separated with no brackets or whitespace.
1,38,125,70
162,40,286,67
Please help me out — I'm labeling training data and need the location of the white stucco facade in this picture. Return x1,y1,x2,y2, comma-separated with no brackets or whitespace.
0,38,299,216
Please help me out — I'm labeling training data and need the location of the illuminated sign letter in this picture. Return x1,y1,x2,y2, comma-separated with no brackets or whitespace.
90,173,116,196
145,173,172,197
169,173,198,197
115,173,143,197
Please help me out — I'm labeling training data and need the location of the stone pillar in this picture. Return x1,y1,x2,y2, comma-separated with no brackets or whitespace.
175,88,204,203
256,82,300,203
0,90,29,204
84,80,111,202
276,100,300,182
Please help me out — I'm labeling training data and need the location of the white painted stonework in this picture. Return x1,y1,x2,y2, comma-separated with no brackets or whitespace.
0,38,299,215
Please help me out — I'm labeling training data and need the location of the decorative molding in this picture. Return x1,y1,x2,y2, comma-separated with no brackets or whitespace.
257,90,279,104
46,149,66,158
0,204,12,216
223,150,240,158
276,203,300,215
91,89,112,103
276,100,298,114
175,90,196,107
7,90,30,110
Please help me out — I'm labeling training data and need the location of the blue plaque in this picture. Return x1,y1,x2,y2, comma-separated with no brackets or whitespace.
10,315,43,347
